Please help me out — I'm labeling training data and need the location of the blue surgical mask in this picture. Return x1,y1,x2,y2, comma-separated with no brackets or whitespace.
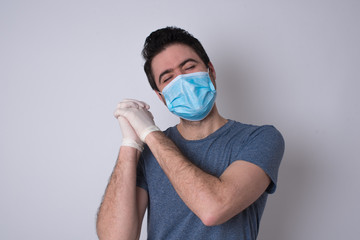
161,71,216,121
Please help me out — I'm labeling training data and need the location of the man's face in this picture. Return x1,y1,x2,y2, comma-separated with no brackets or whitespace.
151,43,212,93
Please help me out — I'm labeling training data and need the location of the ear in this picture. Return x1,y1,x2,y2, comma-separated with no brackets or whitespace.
154,90,167,105
208,61,216,80
207,61,217,88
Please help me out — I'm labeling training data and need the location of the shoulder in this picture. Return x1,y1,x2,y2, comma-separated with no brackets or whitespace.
227,121,285,169
230,120,284,146
163,125,178,138
228,121,285,193
247,125,284,150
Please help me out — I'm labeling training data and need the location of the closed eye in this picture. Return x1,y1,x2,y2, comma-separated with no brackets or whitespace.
163,76,172,83
185,65,195,71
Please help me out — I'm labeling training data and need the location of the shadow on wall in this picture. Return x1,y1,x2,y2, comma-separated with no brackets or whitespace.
214,49,269,124
258,142,315,240
215,50,312,240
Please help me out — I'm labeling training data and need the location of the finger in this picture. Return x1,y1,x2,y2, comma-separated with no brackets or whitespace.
147,110,154,120
117,101,140,109
114,108,130,119
117,115,129,125
122,99,150,109
114,109,120,118
114,108,127,118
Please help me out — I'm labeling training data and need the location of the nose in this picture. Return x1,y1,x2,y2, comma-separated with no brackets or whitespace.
175,68,186,78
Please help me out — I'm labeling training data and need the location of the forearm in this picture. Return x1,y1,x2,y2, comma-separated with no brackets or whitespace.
145,131,224,225
96,147,141,240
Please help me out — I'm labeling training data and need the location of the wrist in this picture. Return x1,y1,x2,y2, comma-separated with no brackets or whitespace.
140,125,161,142
143,129,165,144
117,146,141,165
121,138,144,152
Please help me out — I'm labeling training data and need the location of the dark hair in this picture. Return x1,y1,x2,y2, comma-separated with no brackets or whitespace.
142,26,210,91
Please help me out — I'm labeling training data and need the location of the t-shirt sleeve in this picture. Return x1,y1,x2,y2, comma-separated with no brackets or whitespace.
237,125,285,194
136,151,148,192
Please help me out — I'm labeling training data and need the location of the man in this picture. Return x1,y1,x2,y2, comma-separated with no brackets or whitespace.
96,27,284,240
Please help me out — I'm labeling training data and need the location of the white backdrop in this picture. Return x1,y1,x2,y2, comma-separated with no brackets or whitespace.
1,0,359,239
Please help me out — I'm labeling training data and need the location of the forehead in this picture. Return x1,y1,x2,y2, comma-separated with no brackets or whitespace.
151,44,202,77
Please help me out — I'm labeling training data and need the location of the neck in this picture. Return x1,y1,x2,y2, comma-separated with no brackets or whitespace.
176,104,228,140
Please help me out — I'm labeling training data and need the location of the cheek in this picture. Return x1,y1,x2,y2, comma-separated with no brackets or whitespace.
155,91,167,105
209,74,216,89
158,80,172,92
159,94,167,105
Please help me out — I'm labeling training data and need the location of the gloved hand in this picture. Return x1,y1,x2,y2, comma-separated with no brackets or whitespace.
114,99,150,151
114,99,160,143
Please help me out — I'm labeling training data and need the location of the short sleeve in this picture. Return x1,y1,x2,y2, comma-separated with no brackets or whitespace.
136,150,148,192
237,125,285,194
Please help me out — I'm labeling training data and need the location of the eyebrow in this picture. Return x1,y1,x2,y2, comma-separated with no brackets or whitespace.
158,58,199,84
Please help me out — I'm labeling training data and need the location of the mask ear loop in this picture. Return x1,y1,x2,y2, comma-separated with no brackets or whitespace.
207,66,217,89
157,90,167,105
207,67,212,77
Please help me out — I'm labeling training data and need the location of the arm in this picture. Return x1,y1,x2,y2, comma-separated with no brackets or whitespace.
115,101,271,227
97,100,150,240
96,147,148,240
145,131,270,226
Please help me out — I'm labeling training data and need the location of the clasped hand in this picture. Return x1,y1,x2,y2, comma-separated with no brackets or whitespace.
114,99,160,151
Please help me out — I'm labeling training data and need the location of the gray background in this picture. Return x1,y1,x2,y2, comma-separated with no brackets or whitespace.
1,0,359,239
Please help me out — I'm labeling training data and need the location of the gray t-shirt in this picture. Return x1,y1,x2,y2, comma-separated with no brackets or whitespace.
137,120,284,240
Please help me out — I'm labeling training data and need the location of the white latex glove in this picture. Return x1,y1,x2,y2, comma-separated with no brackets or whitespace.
114,99,160,142
114,99,150,151
116,99,150,111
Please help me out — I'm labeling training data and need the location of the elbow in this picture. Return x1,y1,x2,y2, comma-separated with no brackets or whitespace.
201,214,219,227
196,196,228,227
198,199,243,227
199,207,228,227
96,223,109,240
